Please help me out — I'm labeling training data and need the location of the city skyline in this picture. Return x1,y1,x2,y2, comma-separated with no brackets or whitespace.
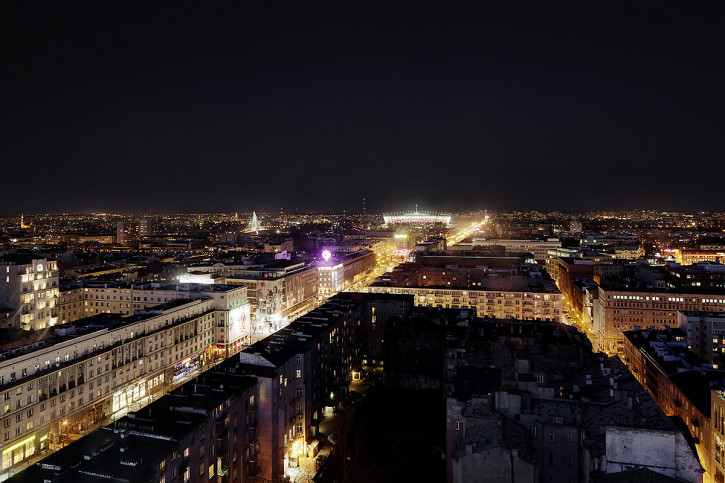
3,2,725,481
2,206,725,481
3,2,725,213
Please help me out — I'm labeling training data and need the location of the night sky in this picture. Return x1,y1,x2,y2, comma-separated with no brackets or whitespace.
2,2,724,214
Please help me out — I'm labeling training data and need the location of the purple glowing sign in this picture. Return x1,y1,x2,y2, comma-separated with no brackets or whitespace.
322,250,332,261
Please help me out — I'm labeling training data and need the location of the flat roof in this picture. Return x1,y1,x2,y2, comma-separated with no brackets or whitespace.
240,293,413,369
0,253,53,265
0,299,210,392
61,280,242,293
370,276,560,294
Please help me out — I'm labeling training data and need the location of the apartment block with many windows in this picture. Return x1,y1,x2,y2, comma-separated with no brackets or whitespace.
0,254,59,331
58,282,250,359
593,285,725,354
0,291,249,478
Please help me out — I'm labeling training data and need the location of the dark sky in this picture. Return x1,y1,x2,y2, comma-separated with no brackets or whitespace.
2,2,724,214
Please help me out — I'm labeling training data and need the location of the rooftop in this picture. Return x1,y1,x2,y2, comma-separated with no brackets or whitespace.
0,253,54,265
371,275,560,294
60,280,242,294
0,298,211,392
8,369,256,483
239,293,413,370
8,426,176,482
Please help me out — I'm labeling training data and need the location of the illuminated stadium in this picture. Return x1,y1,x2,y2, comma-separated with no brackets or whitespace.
383,210,451,225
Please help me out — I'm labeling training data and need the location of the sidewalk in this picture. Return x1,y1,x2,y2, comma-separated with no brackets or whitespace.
286,442,333,483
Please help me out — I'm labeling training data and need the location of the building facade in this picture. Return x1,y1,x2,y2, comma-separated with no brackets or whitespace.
0,255,59,331
593,286,725,354
234,293,412,482
316,249,376,299
680,311,725,366
58,282,250,358
472,238,562,262
712,389,725,483
0,285,250,478
621,329,717,478
180,261,319,335
7,368,259,483
366,283,561,321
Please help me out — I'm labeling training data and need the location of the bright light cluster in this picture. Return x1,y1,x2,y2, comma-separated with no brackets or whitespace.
383,213,451,224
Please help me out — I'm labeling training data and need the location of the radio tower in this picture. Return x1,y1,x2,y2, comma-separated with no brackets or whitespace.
363,197,366,214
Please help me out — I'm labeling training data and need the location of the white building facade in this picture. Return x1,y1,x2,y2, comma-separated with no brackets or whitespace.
0,256,59,331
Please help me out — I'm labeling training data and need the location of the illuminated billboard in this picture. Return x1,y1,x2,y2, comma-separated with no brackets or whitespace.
228,303,251,342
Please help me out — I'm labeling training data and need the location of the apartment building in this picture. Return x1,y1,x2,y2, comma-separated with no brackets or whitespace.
712,389,725,483
366,279,561,321
233,293,412,482
0,288,250,478
223,262,318,333
670,249,725,266
679,311,725,366
593,285,725,354
472,238,562,262
181,260,318,334
366,255,562,321
8,368,259,483
59,282,250,358
621,328,720,478
316,249,376,299
116,218,149,245
0,254,60,331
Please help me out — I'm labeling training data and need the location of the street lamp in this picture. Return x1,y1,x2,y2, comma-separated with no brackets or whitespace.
61,420,68,448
